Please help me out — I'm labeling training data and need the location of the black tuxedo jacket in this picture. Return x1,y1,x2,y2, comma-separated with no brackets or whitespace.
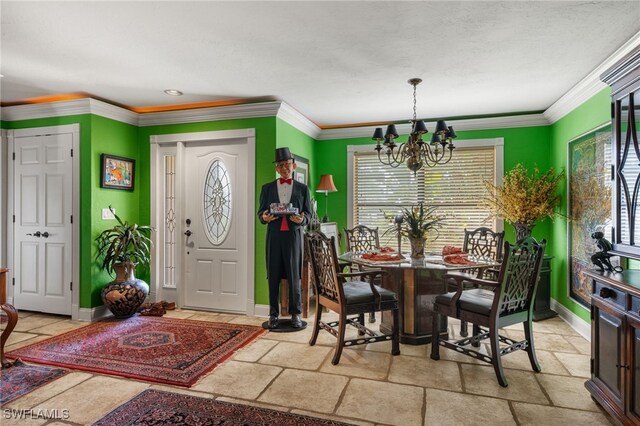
257,179,312,282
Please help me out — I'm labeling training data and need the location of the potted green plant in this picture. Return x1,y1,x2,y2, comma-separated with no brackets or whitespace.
95,206,153,318
384,203,444,259
484,163,564,241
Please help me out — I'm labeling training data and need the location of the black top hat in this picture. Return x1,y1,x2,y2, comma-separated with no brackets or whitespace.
274,147,294,163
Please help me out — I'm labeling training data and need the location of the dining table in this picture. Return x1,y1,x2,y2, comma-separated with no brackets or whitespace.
339,252,499,345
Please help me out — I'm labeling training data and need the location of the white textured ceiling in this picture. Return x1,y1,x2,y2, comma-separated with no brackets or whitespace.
1,1,639,127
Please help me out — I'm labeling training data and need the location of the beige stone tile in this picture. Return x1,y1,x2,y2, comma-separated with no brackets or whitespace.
434,342,487,365
460,364,549,404
5,331,40,346
27,320,88,335
424,388,516,426
30,375,148,425
531,318,581,336
258,369,348,413
565,335,591,355
319,348,391,380
554,352,591,378
504,329,579,353
537,374,601,411
216,396,288,412
292,409,374,426
192,360,281,399
149,384,215,398
512,402,612,425
5,372,92,409
363,340,427,357
500,349,570,375
13,315,67,333
263,323,359,347
5,335,50,352
229,316,267,326
233,338,279,362
389,355,462,391
336,378,423,426
162,309,197,319
259,341,331,370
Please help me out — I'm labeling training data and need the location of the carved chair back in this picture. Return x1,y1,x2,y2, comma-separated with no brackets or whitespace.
344,225,380,253
305,231,343,305
463,227,505,262
495,237,546,317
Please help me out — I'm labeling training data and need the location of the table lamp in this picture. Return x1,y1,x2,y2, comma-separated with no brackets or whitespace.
316,174,337,223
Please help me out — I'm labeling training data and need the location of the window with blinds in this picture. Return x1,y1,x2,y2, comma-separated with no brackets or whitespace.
353,147,497,253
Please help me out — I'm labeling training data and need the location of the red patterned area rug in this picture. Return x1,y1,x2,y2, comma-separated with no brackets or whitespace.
93,389,355,426
7,316,266,387
1,360,67,405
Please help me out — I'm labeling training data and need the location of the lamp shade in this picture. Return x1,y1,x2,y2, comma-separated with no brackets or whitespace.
316,174,338,193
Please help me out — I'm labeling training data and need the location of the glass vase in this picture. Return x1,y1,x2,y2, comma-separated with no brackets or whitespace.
408,236,426,260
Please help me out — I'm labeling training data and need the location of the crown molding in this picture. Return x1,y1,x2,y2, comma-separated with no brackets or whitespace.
544,30,640,124
316,113,549,140
137,101,282,127
0,98,138,125
276,102,321,139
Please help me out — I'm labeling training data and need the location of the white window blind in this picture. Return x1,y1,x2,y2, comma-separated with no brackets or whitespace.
353,147,496,253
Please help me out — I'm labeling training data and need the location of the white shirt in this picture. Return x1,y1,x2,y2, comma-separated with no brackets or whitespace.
277,179,293,204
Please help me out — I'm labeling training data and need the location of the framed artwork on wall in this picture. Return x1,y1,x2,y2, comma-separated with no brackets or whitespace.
293,154,309,185
101,154,135,190
567,123,616,308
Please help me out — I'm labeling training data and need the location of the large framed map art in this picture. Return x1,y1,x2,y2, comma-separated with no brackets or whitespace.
567,123,617,308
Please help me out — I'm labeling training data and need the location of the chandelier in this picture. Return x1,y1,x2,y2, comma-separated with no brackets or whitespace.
372,78,457,173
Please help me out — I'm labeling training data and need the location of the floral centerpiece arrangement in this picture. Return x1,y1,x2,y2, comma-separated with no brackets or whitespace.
484,163,565,241
384,203,444,259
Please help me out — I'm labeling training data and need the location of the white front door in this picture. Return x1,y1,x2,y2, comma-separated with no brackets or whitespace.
183,140,248,312
13,131,73,315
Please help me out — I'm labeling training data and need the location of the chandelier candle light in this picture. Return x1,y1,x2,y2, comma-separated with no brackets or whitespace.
372,78,457,174
316,174,338,223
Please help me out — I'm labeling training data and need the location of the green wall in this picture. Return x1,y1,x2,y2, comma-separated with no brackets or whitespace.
0,89,623,322
549,88,612,322
314,125,552,250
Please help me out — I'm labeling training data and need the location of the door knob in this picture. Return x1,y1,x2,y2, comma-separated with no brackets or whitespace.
32,231,42,237
42,232,50,238
184,230,193,237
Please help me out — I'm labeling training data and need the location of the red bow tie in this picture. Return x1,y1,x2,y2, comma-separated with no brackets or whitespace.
279,178,292,185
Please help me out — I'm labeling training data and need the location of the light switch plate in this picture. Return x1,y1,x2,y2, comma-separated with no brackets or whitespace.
102,208,115,220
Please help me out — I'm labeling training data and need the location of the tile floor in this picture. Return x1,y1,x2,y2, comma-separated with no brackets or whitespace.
1,309,614,425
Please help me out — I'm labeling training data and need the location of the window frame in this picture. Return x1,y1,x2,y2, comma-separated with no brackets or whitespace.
347,138,505,245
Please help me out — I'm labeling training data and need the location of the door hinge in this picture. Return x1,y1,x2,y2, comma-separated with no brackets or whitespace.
12,152,15,160
13,215,15,223
70,282,73,291
70,148,73,157
70,215,73,224
12,278,15,286
611,165,615,180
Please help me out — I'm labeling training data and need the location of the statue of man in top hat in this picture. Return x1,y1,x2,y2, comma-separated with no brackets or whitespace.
257,147,312,329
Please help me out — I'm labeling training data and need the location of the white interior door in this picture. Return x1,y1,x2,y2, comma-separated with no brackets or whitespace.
183,140,247,312
13,132,73,315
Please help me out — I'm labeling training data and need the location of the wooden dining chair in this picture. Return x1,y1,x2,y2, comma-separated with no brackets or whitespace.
344,224,381,323
431,237,546,387
305,231,400,365
456,227,505,336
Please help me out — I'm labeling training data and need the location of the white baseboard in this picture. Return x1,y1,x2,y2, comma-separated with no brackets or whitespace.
253,304,270,317
76,305,112,322
550,298,591,341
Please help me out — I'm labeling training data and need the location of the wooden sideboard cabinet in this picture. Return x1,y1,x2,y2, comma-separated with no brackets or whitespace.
584,269,640,425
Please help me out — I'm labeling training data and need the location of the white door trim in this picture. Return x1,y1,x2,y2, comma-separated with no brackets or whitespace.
7,124,80,319
149,129,256,315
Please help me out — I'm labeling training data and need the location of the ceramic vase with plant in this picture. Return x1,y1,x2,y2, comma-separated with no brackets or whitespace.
484,164,564,241
385,203,444,259
96,207,153,318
